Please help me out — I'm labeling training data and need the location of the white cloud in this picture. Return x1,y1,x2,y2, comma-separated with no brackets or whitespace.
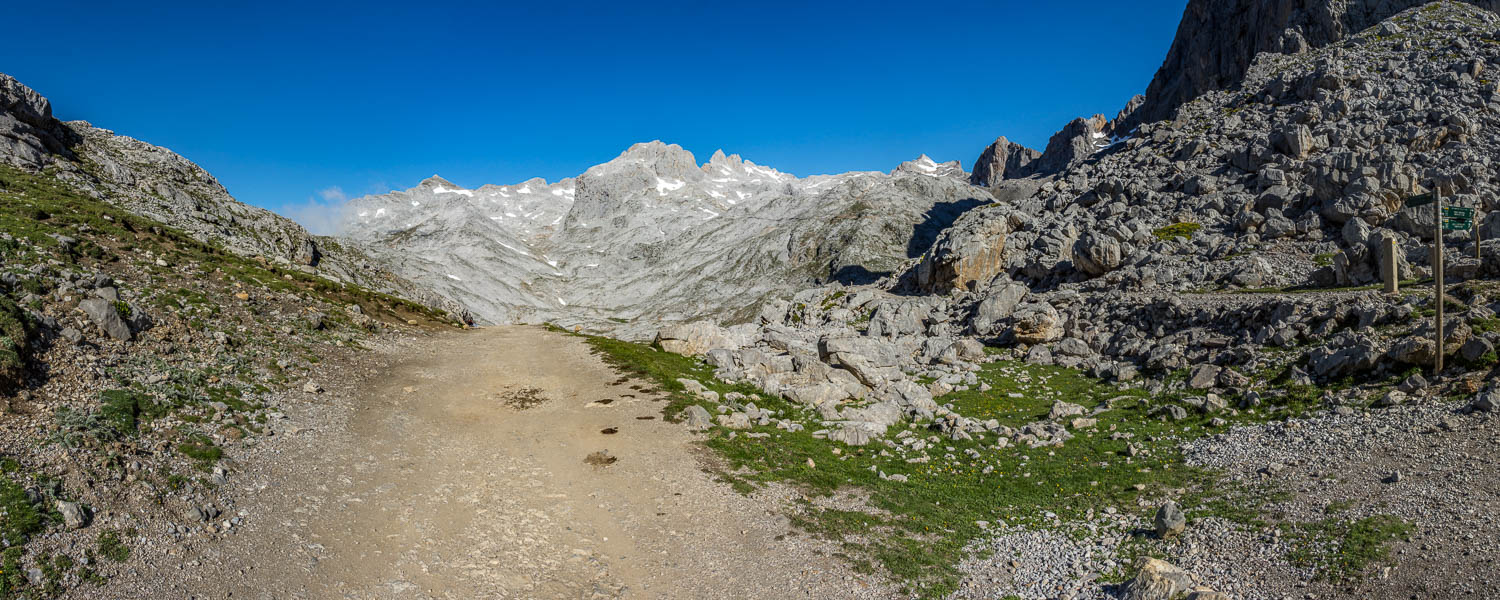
281,186,353,235
318,186,348,203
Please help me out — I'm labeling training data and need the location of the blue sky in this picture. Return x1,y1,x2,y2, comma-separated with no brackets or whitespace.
8,1,1186,232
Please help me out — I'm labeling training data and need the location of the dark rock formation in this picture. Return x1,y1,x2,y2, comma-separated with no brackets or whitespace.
969,137,1039,187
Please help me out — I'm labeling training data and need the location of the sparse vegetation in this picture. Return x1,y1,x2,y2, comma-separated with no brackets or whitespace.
1153,222,1202,241
96,529,132,563
1288,515,1413,583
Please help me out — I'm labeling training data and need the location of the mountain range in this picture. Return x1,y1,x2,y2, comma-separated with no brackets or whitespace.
338,142,984,333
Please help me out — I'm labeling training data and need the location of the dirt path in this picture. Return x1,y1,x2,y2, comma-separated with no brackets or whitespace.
140,326,891,599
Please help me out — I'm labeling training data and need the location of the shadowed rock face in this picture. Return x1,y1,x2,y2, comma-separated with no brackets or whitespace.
1132,0,1500,128
969,137,1040,187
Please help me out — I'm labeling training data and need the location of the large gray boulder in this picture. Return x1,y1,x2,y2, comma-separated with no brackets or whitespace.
970,280,1029,335
1011,303,1062,345
655,322,750,356
1122,558,1196,600
1072,233,1125,277
77,298,131,342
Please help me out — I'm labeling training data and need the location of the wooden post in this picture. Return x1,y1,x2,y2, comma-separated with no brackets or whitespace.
1477,212,1484,262
1435,189,1445,375
1382,237,1399,294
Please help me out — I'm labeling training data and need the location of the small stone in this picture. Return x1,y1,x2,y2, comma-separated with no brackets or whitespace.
303,381,323,394
56,501,89,529
1469,388,1499,413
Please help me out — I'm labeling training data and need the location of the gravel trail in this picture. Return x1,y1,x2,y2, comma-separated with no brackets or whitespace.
108,326,893,599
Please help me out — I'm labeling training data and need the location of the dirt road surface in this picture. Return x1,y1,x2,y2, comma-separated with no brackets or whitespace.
106,327,893,599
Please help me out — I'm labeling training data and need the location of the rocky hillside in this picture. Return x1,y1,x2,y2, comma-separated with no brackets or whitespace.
640,2,1500,598
1132,0,1500,128
0,161,465,597
0,74,478,598
341,143,989,334
0,74,469,323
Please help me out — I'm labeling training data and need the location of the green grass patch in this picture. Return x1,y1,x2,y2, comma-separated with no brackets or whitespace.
0,296,35,395
177,435,223,470
1153,222,1201,241
96,529,132,563
1471,317,1500,335
0,165,456,329
1288,515,1413,583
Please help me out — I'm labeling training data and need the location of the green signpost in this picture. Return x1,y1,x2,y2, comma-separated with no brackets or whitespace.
1402,188,1485,372
1443,218,1473,231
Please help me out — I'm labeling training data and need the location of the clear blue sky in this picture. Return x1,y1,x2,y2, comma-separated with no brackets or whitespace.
8,1,1186,231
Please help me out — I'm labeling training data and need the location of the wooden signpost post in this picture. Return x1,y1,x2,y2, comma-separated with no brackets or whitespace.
1401,189,1484,374
1435,190,1445,374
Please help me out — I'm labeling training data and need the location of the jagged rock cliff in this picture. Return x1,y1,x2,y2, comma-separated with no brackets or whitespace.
1132,0,1500,127
927,1,1500,298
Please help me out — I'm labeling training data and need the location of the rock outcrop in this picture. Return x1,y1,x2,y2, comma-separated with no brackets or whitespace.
969,137,1040,186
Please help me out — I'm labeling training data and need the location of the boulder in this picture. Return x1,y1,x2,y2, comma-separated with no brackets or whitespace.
77,298,131,342
1273,124,1315,159
56,501,88,529
684,405,713,428
1123,558,1195,600
1306,335,1381,379
970,280,1029,334
1048,401,1085,420
914,212,1009,294
1187,364,1220,389
866,301,926,338
1011,303,1063,344
1459,336,1494,363
1470,387,1500,413
1154,501,1186,538
1072,233,1125,277
655,322,747,356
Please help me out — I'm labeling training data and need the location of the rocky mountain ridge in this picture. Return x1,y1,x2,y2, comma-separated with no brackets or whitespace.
340,142,986,334
0,73,468,322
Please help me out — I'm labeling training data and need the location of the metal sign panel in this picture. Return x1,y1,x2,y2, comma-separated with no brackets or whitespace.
1406,193,1436,208
1443,207,1475,219
1443,218,1473,231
